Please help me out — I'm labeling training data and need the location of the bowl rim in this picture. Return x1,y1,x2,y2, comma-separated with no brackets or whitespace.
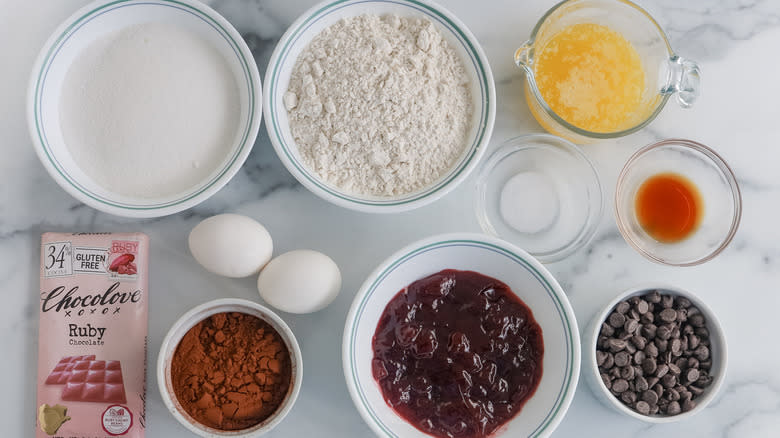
614,138,742,266
262,0,496,213
475,133,604,263
156,298,303,437
584,283,728,423
27,0,262,218
342,232,581,437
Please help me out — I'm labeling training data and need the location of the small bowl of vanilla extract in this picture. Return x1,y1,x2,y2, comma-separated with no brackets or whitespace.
615,139,741,266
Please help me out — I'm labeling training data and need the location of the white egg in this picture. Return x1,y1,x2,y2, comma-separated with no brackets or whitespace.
257,250,341,314
188,214,273,278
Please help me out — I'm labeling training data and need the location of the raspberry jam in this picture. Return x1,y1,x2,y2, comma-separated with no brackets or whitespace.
372,270,544,438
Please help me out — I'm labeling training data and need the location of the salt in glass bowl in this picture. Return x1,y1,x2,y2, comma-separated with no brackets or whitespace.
615,139,741,266
475,134,603,263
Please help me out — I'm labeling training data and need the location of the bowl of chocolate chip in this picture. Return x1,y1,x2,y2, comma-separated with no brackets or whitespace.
157,298,302,437
583,285,727,423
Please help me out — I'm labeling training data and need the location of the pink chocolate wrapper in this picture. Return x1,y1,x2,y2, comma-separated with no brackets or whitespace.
37,233,148,437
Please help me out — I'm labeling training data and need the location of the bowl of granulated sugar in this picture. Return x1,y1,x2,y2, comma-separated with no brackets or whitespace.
28,0,262,218
264,0,496,213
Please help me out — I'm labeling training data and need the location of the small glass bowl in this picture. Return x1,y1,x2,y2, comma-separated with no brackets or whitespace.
615,139,742,266
475,134,603,263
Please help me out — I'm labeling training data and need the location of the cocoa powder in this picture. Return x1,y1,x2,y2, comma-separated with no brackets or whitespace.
171,312,292,430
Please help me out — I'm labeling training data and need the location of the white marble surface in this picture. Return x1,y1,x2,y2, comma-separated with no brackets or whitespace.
2,0,779,436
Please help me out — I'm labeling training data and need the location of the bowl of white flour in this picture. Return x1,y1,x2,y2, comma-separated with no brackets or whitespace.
264,0,495,213
28,0,262,217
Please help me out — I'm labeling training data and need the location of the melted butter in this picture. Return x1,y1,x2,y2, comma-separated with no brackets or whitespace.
533,23,648,133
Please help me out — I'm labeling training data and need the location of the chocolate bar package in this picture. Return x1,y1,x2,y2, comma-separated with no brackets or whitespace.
37,233,148,437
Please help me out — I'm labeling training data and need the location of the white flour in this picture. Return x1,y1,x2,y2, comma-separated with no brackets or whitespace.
285,14,473,197
60,23,240,199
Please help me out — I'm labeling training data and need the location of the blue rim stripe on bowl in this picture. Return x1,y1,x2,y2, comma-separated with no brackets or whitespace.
33,0,255,210
347,239,576,437
268,0,491,206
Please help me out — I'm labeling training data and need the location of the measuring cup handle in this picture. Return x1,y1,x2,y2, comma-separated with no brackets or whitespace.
664,55,701,108
514,41,533,72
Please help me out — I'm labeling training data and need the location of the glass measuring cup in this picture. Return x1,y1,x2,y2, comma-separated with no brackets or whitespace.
515,0,701,143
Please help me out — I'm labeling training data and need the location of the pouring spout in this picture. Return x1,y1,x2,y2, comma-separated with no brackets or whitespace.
663,55,701,108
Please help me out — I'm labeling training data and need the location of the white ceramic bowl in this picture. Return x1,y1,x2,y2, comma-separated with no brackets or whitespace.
157,299,302,437
343,233,580,437
263,0,496,213
582,284,727,423
28,0,262,218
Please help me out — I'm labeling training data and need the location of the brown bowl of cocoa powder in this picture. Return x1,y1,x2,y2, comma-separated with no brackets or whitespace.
158,299,302,437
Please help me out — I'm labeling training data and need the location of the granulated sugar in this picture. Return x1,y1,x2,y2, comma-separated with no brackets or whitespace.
60,23,240,199
285,14,473,197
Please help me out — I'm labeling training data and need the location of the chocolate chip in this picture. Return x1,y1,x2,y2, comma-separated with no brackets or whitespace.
662,295,674,308
689,385,704,396
636,300,649,314
614,351,630,367
642,358,657,375
609,338,627,352
631,335,647,350
601,373,612,389
694,345,710,361
694,327,709,338
621,366,635,380
635,376,649,392
662,374,677,388
600,322,615,337
603,353,614,369
660,308,678,323
616,301,630,314
624,319,639,334
647,376,659,388
612,379,629,393
634,351,646,365
685,368,700,383
621,391,637,405
689,314,705,328
596,350,607,367
636,400,651,415
641,390,659,405
656,325,672,341
668,363,681,376
666,388,680,401
640,312,654,324
655,364,669,378
675,297,691,309
646,343,659,357
645,290,662,303
609,312,627,328
653,383,664,398
689,335,700,350
642,324,657,339
666,401,681,415
670,338,682,354
682,399,696,412
655,339,668,353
